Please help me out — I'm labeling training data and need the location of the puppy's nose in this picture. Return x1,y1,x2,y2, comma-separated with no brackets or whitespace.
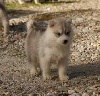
63,40,68,44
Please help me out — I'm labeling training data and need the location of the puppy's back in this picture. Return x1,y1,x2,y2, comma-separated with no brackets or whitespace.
25,20,44,62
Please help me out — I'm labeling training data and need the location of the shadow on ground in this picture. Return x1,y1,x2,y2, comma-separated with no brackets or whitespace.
68,61,100,79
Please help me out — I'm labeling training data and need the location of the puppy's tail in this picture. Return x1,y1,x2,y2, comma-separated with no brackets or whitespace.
26,20,36,34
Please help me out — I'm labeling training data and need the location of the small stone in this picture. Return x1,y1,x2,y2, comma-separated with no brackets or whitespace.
2,92,10,96
82,93,89,96
86,89,93,95
28,93,38,96
69,93,81,96
46,92,57,96
58,92,68,96
68,90,76,94
0,80,3,84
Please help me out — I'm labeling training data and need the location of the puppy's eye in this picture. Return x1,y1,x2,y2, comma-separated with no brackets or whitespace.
65,32,70,36
55,32,61,37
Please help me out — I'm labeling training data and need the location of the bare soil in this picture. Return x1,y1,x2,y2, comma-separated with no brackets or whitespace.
0,2,100,96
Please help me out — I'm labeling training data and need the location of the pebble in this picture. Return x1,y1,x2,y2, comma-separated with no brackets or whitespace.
82,93,89,96
0,2,100,96
68,90,76,94
69,93,81,96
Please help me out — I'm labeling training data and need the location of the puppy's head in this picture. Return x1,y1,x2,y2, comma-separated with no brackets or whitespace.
46,17,73,46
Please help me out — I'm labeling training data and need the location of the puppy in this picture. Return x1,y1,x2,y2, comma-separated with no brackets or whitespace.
25,17,73,81
0,2,9,36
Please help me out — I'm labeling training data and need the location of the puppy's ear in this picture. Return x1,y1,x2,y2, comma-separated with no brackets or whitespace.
48,20,56,28
66,18,72,24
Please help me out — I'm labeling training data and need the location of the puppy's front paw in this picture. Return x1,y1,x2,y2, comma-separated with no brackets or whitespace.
59,75,69,81
30,68,39,76
43,74,52,80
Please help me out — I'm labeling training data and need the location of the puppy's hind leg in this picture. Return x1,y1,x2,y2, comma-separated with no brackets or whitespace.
28,59,39,77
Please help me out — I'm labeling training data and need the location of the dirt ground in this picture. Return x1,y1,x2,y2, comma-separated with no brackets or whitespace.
0,2,100,96
0,51,100,95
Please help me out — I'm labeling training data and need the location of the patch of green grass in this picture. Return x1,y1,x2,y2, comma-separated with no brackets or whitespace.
6,3,17,9
6,2,38,9
6,2,61,9
41,2,61,6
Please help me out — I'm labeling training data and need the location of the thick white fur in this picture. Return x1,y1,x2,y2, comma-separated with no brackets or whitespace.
25,17,73,81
